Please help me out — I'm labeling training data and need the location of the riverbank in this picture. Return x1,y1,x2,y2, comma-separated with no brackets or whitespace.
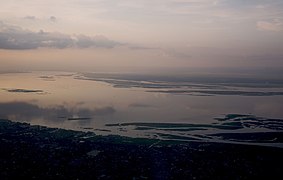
1,119,282,179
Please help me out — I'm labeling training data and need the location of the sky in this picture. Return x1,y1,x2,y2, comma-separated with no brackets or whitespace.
1,0,283,72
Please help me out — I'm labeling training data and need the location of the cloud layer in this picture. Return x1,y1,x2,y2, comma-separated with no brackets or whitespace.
1,0,283,69
257,20,283,32
0,22,120,50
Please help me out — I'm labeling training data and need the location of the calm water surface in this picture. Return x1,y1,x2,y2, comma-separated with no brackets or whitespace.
1,71,283,147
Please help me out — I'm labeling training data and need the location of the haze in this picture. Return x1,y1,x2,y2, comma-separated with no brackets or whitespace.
1,0,283,72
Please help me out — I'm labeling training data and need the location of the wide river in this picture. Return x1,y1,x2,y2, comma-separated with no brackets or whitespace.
1,71,283,147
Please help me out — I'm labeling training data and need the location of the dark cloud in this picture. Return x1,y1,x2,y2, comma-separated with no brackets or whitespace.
0,22,120,50
24,16,36,20
75,34,119,48
24,16,57,22
0,25,73,49
49,16,57,22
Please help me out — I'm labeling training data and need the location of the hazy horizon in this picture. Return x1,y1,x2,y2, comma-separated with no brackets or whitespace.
2,2,283,179
1,0,283,72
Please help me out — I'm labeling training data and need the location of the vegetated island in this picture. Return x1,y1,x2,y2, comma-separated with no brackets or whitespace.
1,119,283,179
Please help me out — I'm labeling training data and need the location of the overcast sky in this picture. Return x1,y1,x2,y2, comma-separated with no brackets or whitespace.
1,0,283,72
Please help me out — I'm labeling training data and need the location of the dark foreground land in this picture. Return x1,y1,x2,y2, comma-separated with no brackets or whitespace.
1,119,283,179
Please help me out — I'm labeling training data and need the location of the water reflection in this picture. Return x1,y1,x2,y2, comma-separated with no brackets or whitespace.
128,103,155,108
0,71,283,147
0,101,115,123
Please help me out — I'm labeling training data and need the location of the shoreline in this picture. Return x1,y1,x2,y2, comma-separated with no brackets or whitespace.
1,119,283,179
